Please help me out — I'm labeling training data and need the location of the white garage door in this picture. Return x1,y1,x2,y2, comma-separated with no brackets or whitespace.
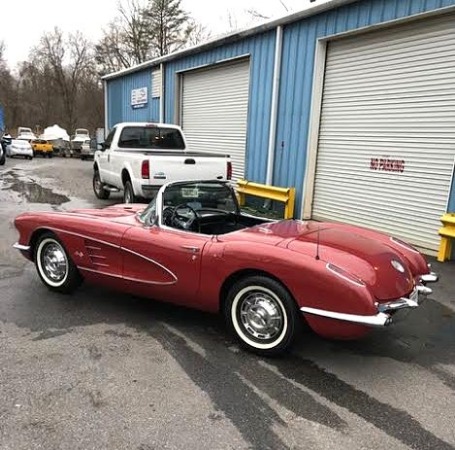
312,13,455,252
181,60,250,181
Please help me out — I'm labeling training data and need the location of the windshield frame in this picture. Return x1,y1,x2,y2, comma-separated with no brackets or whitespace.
139,180,240,230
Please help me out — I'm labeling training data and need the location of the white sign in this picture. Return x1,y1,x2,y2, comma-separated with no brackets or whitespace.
131,87,148,108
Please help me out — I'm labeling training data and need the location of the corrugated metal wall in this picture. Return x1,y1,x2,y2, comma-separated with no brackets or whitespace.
164,32,276,182
106,0,455,213
151,98,160,122
107,71,154,128
275,0,455,214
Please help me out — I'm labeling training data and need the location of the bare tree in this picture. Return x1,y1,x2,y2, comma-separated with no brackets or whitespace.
0,41,20,131
184,19,212,48
33,28,97,133
96,0,153,75
230,0,292,31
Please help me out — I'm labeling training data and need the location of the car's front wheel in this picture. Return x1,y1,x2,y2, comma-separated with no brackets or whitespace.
225,275,300,356
93,170,110,199
34,232,82,294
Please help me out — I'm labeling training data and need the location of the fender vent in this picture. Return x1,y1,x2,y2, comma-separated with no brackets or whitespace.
85,240,110,268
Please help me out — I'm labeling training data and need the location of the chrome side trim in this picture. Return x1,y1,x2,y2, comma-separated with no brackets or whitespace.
300,307,391,327
13,243,31,251
42,227,178,284
120,246,178,283
420,272,439,283
44,227,121,250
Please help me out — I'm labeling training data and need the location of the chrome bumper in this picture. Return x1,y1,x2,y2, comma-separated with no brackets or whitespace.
300,284,432,327
420,272,439,283
13,242,31,252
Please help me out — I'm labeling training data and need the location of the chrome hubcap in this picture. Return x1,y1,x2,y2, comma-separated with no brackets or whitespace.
41,243,68,282
240,292,283,340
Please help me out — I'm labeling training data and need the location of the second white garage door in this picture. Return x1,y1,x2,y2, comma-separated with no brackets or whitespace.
311,13,455,253
180,60,250,182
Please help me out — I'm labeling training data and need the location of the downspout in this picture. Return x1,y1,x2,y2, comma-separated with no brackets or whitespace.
160,63,165,123
266,25,283,185
103,79,108,136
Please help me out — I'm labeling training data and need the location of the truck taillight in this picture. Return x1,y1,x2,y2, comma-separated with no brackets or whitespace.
227,161,232,180
141,160,150,179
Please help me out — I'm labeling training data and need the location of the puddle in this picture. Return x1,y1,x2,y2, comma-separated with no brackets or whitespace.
1,170,70,205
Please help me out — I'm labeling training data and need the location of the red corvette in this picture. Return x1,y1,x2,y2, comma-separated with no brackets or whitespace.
14,180,438,355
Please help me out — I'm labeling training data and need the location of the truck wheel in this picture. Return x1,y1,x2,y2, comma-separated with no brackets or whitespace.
123,181,138,203
93,170,110,200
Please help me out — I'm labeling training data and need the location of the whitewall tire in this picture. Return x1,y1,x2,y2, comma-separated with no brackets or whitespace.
225,276,300,356
34,233,82,294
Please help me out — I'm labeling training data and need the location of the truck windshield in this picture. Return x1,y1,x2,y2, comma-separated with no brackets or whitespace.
118,126,185,150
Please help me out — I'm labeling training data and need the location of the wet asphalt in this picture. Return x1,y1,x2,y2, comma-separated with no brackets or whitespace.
0,156,454,450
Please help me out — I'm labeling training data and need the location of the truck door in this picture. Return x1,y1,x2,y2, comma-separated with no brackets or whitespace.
97,127,116,185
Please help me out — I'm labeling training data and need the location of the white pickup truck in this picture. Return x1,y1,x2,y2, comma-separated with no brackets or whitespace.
93,122,232,203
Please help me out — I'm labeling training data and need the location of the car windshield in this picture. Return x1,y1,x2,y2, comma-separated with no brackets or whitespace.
139,181,238,225
118,126,185,150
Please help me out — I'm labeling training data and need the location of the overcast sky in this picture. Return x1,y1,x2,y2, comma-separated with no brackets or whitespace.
0,0,331,68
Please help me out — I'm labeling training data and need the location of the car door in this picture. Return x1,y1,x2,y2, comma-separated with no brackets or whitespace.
121,225,212,306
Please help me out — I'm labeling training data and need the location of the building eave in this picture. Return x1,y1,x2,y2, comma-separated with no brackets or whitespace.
102,0,360,81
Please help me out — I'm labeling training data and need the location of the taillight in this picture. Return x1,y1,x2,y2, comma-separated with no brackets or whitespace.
141,160,150,179
227,161,232,180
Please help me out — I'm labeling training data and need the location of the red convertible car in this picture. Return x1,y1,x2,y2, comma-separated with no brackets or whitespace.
14,180,438,355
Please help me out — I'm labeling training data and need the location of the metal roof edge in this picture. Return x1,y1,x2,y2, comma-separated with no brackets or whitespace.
102,0,359,81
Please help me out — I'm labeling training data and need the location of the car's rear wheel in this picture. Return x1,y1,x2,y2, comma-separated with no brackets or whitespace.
123,180,138,203
93,170,110,199
34,232,82,294
224,275,300,356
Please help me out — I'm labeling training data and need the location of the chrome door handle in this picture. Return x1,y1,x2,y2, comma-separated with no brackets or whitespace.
181,245,200,253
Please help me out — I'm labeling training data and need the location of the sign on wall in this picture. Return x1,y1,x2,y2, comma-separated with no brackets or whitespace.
131,87,148,109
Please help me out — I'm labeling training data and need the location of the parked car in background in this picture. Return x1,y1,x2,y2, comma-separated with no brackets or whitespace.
17,127,36,142
6,139,34,159
31,139,53,158
13,179,438,356
70,128,90,157
80,138,96,160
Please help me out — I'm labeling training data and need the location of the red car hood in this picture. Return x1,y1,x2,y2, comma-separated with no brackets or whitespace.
69,204,145,220
229,220,414,300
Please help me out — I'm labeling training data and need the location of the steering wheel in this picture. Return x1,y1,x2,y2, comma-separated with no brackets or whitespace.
171,203,200,232
161,206,175,226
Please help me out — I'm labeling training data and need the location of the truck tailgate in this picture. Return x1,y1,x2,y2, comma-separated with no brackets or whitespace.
146,153,229,183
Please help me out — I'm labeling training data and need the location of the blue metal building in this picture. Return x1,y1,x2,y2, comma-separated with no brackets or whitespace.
103,0,455,253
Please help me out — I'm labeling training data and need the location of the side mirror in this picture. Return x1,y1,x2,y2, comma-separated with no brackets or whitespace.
99,142,109,151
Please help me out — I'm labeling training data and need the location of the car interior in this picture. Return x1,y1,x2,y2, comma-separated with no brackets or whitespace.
141,182,270,235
